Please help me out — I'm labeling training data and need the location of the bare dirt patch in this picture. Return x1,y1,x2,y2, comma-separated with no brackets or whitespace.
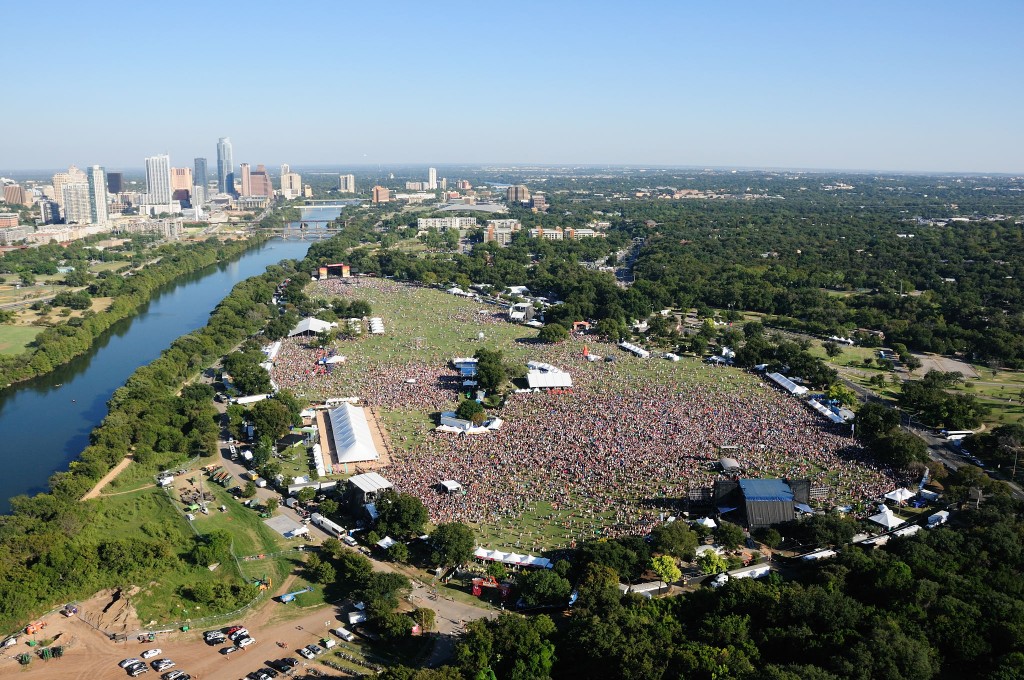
914,353,979,379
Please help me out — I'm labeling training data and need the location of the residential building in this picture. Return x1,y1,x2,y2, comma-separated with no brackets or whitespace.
0,213,18,227
484,219,521,246
145,154,172,204
38,199,60,224
216,137,234,195
487,219,521,230
3,184,28,205
529,227,564,240
193,158,208,204
371,186,390,203
106,171,123,194
339,174,355,193
405,181,426,191
303,184,313,198
249,164,273,197
280,164,302,199
506,185,530,203
531,193,547,211
417,216,477,231
61,183,91,224
87,165,109,225
52,165,87,210
240,162,251,196
457,179,472,190
0,226,31,245
427,167,437,190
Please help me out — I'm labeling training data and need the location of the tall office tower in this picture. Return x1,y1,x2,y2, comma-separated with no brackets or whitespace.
145,154,172,204
506,184,530,203
87,165,109,225
62,183,91,224
339,174,355,193
280,164,302,199
427,167,437,190
52,165,87,209
239,163,252,196
193,158,208,205
249,164,273,197
217,137,234,195
38,199,60,224
106,172,123,194
3,184,28,205
371,186,390,203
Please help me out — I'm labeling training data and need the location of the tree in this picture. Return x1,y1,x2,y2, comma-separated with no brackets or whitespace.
456,399,487,425
297,486,316,503
313,560,337,585
388,542,410,563
242,481,256,498
516,569,571,608
697,551,727,575
649,521,699,561
538,323,569,344
854,402,901,444
430,522,475,567
249,399,292,442
411,607,436,632
265,497,279,514
715,521,746,549
376,490,429,538
318,498,339,516
754,527,783,549
874,428,929,468
651,554,682,591
827,383,858,407
486,562,508,581
823,341,843,358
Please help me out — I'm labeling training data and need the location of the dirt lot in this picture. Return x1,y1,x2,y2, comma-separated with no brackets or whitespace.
914,353,980,379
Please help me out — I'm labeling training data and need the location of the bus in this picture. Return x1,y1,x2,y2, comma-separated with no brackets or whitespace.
310,513,345,537
941,430,974,441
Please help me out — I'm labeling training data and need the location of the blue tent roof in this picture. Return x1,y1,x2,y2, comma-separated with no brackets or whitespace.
739,479,794,503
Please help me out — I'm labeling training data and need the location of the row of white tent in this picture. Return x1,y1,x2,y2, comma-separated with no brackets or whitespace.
369,317,384,335
473,547,553,569
618,341,651,358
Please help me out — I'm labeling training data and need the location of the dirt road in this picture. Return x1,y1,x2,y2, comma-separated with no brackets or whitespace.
81,456,134,501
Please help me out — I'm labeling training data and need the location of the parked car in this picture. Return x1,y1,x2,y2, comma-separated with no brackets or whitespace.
152,659,175,671
220,645,240,655
141,649,161,659
262,666,280,678
228,628,249,642
298,647,315,660
237,635,256,648
127,662,150,676
119,659,142,669
161,672,184,680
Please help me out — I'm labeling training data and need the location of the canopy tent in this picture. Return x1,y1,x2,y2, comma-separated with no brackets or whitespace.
473,547,553,569
526,371,573,389
795,503,815,513
325,355,347,364
288,317,337,337
696,517,717,528
868,506,905,530
326,403,380,464
884,488,915,503
719,457,741,473
767,372,809,396
376,536,396,550
440,480,462,493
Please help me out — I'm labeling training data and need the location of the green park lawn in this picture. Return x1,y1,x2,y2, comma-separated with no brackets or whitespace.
0,324,42,355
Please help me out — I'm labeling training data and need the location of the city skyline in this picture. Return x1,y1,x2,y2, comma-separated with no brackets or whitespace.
2,1,1022,173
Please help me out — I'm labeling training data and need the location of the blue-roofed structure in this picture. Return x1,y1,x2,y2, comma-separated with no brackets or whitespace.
738,479,794,503
714,477,811,529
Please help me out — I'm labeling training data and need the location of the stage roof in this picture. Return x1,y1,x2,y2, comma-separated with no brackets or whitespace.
739,479,795,503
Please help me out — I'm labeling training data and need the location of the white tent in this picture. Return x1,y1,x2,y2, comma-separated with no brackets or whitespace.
884,488,915,503
868,506,904,530
288,317,337,337
325,355,347,364
376,536,397,550
696,517,717,528
440,480,462,493
326,403,380,464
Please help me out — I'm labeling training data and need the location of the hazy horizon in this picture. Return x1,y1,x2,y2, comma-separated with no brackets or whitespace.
4,1,1022,174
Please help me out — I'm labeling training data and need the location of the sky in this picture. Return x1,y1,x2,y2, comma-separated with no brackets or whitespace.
3,0,1023,173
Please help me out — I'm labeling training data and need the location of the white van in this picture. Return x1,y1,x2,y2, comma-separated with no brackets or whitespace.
331,627,355,642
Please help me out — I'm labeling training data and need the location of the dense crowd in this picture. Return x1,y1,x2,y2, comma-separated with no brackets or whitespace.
276,279,910,543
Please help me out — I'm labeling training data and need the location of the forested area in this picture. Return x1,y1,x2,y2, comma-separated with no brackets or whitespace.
0,236,264,386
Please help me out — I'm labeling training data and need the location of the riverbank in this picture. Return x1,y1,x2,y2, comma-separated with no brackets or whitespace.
0,234,267,389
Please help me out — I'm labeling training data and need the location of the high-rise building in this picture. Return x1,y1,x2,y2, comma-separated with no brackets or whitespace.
170,168,192,192
87,165,109,225
52,165,87,210
531,193,547,211
106,172,123,194
145,154,172,204
240,163,252,196
38,199,60,224
193,158,208,205
427,167,437,190
372,186,390,203
506,185,530,203
280,164,302,199
216,137,234,195
3,184,28,205
339,174,356,193
62,183,91,224
249,164,273,197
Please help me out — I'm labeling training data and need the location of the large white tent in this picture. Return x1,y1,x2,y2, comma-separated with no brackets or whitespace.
884,488,915,504
473,547,552,569
868,505,905,530
326,403,380,464
288,317,337,337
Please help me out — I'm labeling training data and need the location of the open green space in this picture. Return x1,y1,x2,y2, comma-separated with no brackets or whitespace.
0,324,42,355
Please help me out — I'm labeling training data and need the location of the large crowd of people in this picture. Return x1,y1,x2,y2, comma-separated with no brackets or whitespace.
273,278,910,546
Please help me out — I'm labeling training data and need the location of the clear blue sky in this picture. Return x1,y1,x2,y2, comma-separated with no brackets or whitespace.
5,0,1023,172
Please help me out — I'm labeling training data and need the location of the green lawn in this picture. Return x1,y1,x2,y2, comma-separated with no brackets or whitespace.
0,324,42,355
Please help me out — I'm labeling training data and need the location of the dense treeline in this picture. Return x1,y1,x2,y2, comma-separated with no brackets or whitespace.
0,256,305,631
0,237,264,386
393,501,1024,680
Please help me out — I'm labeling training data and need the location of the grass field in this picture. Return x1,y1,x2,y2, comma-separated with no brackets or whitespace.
0,324,41,354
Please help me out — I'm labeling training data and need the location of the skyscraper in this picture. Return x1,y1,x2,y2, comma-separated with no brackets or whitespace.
62,183,91,224
240,163,252,196
217,137,234,195
87,165,109,225
106,172,123,194
249,164,273,197
339,174,356,193
52,165,87,210
193,158,208,204
428,167,437,190
280,164,302,199
145,154,172,204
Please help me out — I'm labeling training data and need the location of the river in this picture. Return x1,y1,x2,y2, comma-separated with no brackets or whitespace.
0,239,312,513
